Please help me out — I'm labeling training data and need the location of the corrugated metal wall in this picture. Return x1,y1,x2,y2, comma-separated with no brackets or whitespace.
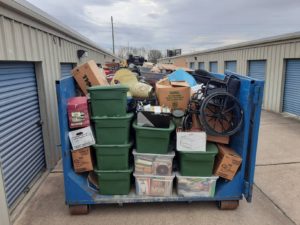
161,40,300,113
0,15,117,169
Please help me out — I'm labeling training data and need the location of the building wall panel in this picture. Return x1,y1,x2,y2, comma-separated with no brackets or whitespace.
0,16,118,168
161,39,300,113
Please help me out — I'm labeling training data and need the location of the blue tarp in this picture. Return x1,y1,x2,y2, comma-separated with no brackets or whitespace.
168,69,197,87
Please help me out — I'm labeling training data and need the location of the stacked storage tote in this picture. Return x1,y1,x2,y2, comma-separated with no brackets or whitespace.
176,135,219,197
133,120,175,196
88,85,133,195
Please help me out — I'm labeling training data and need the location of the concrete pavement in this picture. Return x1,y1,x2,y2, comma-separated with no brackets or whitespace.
14,111,300,225
256,111,300,165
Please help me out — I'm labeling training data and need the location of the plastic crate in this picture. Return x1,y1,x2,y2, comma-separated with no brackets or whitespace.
176,173,218,197
134,173,175,197
93,142,132,170
133,150,175,175
133,120,175,154
88,85,128,117
178,142,218,176
92,113,133,145
94,168,132,195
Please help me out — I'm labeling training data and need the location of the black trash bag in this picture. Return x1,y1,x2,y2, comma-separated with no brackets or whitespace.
192,69,213,84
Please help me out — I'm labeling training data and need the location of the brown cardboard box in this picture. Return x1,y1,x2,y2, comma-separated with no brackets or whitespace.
71,147,93,173
155,78,190,110
72,60,109,94
191,125,230,144
207,135,230,144
214,144,242,180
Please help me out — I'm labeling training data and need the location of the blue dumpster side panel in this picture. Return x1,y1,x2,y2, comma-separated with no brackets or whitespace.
211,72,264,201
244,80,264,201
56,78,94,204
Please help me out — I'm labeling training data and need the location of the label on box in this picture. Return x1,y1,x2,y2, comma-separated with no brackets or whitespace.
177,132,206,152
71,112,85,123
153,106,161,114
69,126,95,150
150,179,167,196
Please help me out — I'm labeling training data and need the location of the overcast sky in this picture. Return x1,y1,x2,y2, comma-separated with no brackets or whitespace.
27,0,300,54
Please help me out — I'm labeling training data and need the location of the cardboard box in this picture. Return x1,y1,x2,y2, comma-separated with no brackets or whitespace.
191,127,230,144
207,135,230,144
177,131,206,152
71,147,93,173
72,60,109,95
68,126,95,150
214,144,242,180
67,97,90,129
155,78,190,111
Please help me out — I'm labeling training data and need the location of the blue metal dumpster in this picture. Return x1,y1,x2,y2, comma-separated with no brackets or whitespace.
56,71,264,213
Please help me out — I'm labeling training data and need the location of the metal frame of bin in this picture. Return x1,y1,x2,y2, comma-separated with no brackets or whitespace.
56,71,264,213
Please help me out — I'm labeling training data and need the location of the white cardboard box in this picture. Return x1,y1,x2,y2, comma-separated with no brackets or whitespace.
69,126,95,150
176,131,206,152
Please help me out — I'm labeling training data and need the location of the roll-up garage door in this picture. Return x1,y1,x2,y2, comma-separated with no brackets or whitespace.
225,61,237,72
189,62,195,70
283,59,300,116
209,62,218,73
248,60,266,80
0,62,45,208
60,63,74,78
198,62,205,70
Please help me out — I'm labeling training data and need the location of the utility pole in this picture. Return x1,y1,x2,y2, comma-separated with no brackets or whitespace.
111,16,115,54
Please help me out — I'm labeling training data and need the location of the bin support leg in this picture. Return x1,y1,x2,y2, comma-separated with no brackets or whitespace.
217,200,239,210
69,204,89,215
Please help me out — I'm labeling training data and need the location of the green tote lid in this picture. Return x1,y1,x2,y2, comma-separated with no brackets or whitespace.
87,85,129,92
91,113,134,120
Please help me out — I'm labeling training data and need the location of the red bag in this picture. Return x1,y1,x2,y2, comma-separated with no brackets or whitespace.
67,97,90,129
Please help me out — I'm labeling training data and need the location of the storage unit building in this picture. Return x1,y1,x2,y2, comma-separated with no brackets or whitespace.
0,1,119,224
159,32,300,117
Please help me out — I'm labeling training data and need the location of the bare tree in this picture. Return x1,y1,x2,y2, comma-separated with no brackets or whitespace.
148,49,163,63
117,47,128,59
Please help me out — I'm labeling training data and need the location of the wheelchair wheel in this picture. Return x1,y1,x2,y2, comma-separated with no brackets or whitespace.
200,91,243,136
182,113,193,131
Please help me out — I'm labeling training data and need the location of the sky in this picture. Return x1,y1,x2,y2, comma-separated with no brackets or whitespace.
27,0,300,55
